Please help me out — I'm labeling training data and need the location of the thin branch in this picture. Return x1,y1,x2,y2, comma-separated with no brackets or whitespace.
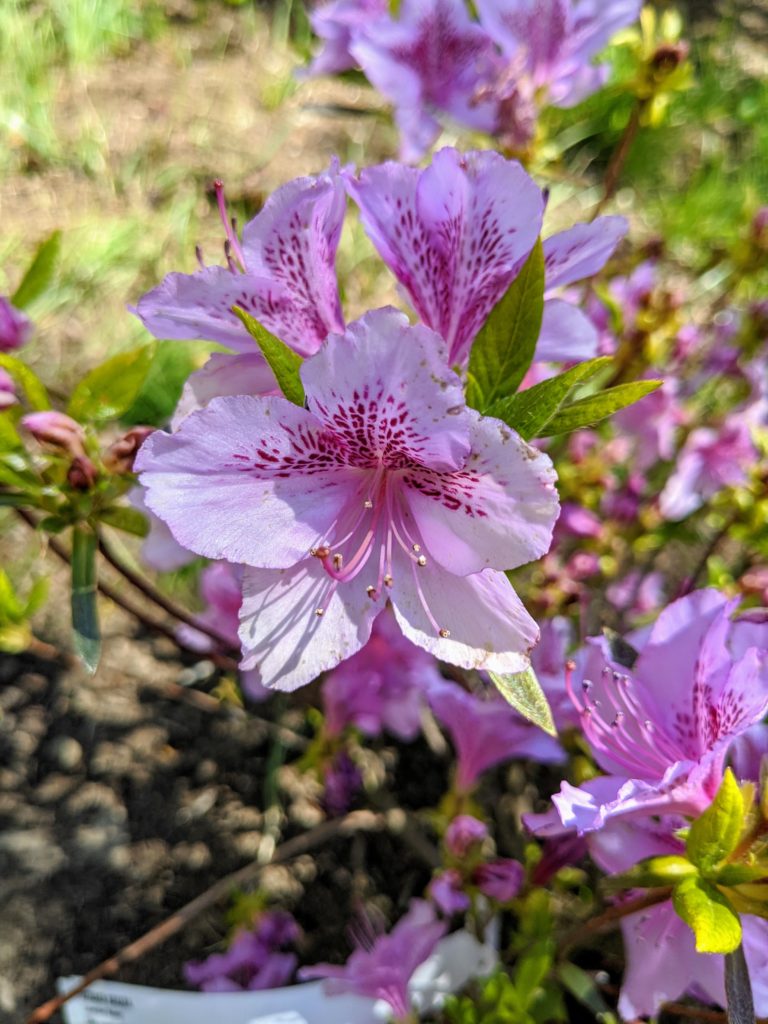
97,529,237,652
558,887,672,956
26,811,385,1024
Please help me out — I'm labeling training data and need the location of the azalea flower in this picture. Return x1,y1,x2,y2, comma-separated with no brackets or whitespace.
346,147,626,367
304,0,387,76
301,899,448,1021
133,165,346,415
589,818,768,1019
526,589,768,836
136,308,559,691
476,0,642,150
349,0,500,162
184,910,299,993
322,608,441,741
659,418,758,521
0,295,32,351
429,677,563,794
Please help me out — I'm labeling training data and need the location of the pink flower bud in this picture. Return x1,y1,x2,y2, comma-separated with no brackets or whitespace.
21,411,85,455
0,297,32,352
104,426,156,474
445,815,488,859
474,859,523,903
0,368,17,409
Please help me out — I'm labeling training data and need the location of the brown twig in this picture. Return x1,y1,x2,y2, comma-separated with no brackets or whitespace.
97,529,237,652
26,811,385,1024
558,887,673,956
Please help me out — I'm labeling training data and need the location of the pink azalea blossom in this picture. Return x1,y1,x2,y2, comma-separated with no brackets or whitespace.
589,819,768,1019
304,0,387,76
477,1,642,123
133,166,346,414
184,911,299,993
526,589,768,836
137,308,559,691
659,418,758,521
322,608,440,741
349,0,500,161
0,296,32,351
346,148,625,366
301,899,448,1021
429,677,563,794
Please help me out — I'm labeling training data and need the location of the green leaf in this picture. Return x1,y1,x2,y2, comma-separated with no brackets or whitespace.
0,354,51,411
71,525,100,673
539,380,662,435
11,231,61,309
68,344,156,423
687,769,744,874
557,963,617,1023
97,505,149,537
466,240,545,412
488,357,611,440
233,307,305,406
673,875,742,954
489,665,556,736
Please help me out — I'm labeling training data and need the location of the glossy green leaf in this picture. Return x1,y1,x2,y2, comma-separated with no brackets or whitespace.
11,231,61,309
233,307,305,406
539,380,663,436
98,505,149,537
673,875,742,954
71,525,100,673
489,665,556,736
466,240,545,412
687,769,744,874
68,344,156,423
0,353,51,411
488,357,611,440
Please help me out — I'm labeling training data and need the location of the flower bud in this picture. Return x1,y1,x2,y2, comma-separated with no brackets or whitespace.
445,815,488,859
0,296,32,352
474,859,523,903
103,426,156,475
67,454,98,491
0,368,17,409
21,411,85,456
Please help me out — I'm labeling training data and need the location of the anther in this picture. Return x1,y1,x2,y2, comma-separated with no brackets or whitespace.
383,574,393,587
417,555,427,567
439,628,451,638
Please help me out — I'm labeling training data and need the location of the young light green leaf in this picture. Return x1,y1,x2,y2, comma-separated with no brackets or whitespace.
0,353,51,411
489,665,556,736
71,525,100,673
487,357,611,440
98,506,149,537
466,240,545,412
687,769,745,874
68,344,156,423
539,380,662,436
11,231,61,309
673,875,742,954
233,307,305,407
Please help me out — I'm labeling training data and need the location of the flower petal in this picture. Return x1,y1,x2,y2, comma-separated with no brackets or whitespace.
543,217,627,289
239,560,378,691
136,395,363,568
171,352,277,428
391,560,539,673
535,298,599,362
345,149,543,364
403,412,558,575
302,308,472,472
